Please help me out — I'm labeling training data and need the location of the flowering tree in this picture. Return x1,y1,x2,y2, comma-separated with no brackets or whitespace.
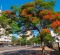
18,0,56,54
0,10,20,35
51,17,60,34
1,0,59,55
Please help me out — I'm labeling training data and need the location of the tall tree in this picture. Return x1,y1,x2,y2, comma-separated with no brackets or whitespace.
18,0,55,54
0,10,20,34
9,0,56,55
1,0,60,55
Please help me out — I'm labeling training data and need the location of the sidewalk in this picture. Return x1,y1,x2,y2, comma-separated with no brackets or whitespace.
29,46,54,51
0,46,55,53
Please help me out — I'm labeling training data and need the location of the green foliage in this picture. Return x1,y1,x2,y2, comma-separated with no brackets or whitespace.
17,36,41,45
0,0,56,46
0,15,9,28
34,0,55,10
21,38,26,45
44,34,53,42
18,0,55,44
29,37,41,44
21,2,35,9
40,29,53,42
12,36,17,43
11,5,20,12
10,21,20,32
17,37,26,45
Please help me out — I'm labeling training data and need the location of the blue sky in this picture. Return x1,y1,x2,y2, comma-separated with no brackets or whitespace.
0,0,33,11
0,0,60,11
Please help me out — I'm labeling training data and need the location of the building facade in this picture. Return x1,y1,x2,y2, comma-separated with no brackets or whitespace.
18,30,33,40
51,30,60,51
0,26,12,45
51,30,60,43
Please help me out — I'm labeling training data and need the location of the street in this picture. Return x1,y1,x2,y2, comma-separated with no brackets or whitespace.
0,46,32,53
0,46,54,53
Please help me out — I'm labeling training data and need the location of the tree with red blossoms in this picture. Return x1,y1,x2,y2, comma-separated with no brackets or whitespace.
3,0,58,55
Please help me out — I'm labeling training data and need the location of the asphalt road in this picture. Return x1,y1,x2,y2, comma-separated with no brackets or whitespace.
0,46,32,53
0,45,54,53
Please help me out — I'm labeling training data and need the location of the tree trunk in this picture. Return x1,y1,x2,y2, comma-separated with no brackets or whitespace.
42,41,45,55
36,27,45,55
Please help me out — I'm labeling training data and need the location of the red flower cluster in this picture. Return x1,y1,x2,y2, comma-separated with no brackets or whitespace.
39,10,54,20
27,14,32,17
20,9,32,17
39,10,52,16
30,17,34,21
30,17,40,24
20,9,27,16
5,10,10,14
53,13,60,20
57,30,60,33
40,28,50,35
54,28,60,33
51,20,60,29
43,14,53,20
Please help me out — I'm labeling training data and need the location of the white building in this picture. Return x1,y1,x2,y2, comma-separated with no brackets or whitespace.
51,30,60,47
0,26,12,44
18,30,33,40
26,30,33,40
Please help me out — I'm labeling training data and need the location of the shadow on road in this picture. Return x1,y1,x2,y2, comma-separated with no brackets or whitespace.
1,50,60,55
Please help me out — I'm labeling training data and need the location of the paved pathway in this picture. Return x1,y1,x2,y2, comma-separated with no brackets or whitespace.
0,46,54,53
29,46,54,51
0,46,32,53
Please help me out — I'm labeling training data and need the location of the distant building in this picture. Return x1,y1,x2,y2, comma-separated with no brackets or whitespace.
18,30,33,40
51,30,60,48
26,30,33,40
0,26,12,45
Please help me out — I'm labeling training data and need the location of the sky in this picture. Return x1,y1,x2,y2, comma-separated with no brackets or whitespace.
0,0,33,11
0,0,60,11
